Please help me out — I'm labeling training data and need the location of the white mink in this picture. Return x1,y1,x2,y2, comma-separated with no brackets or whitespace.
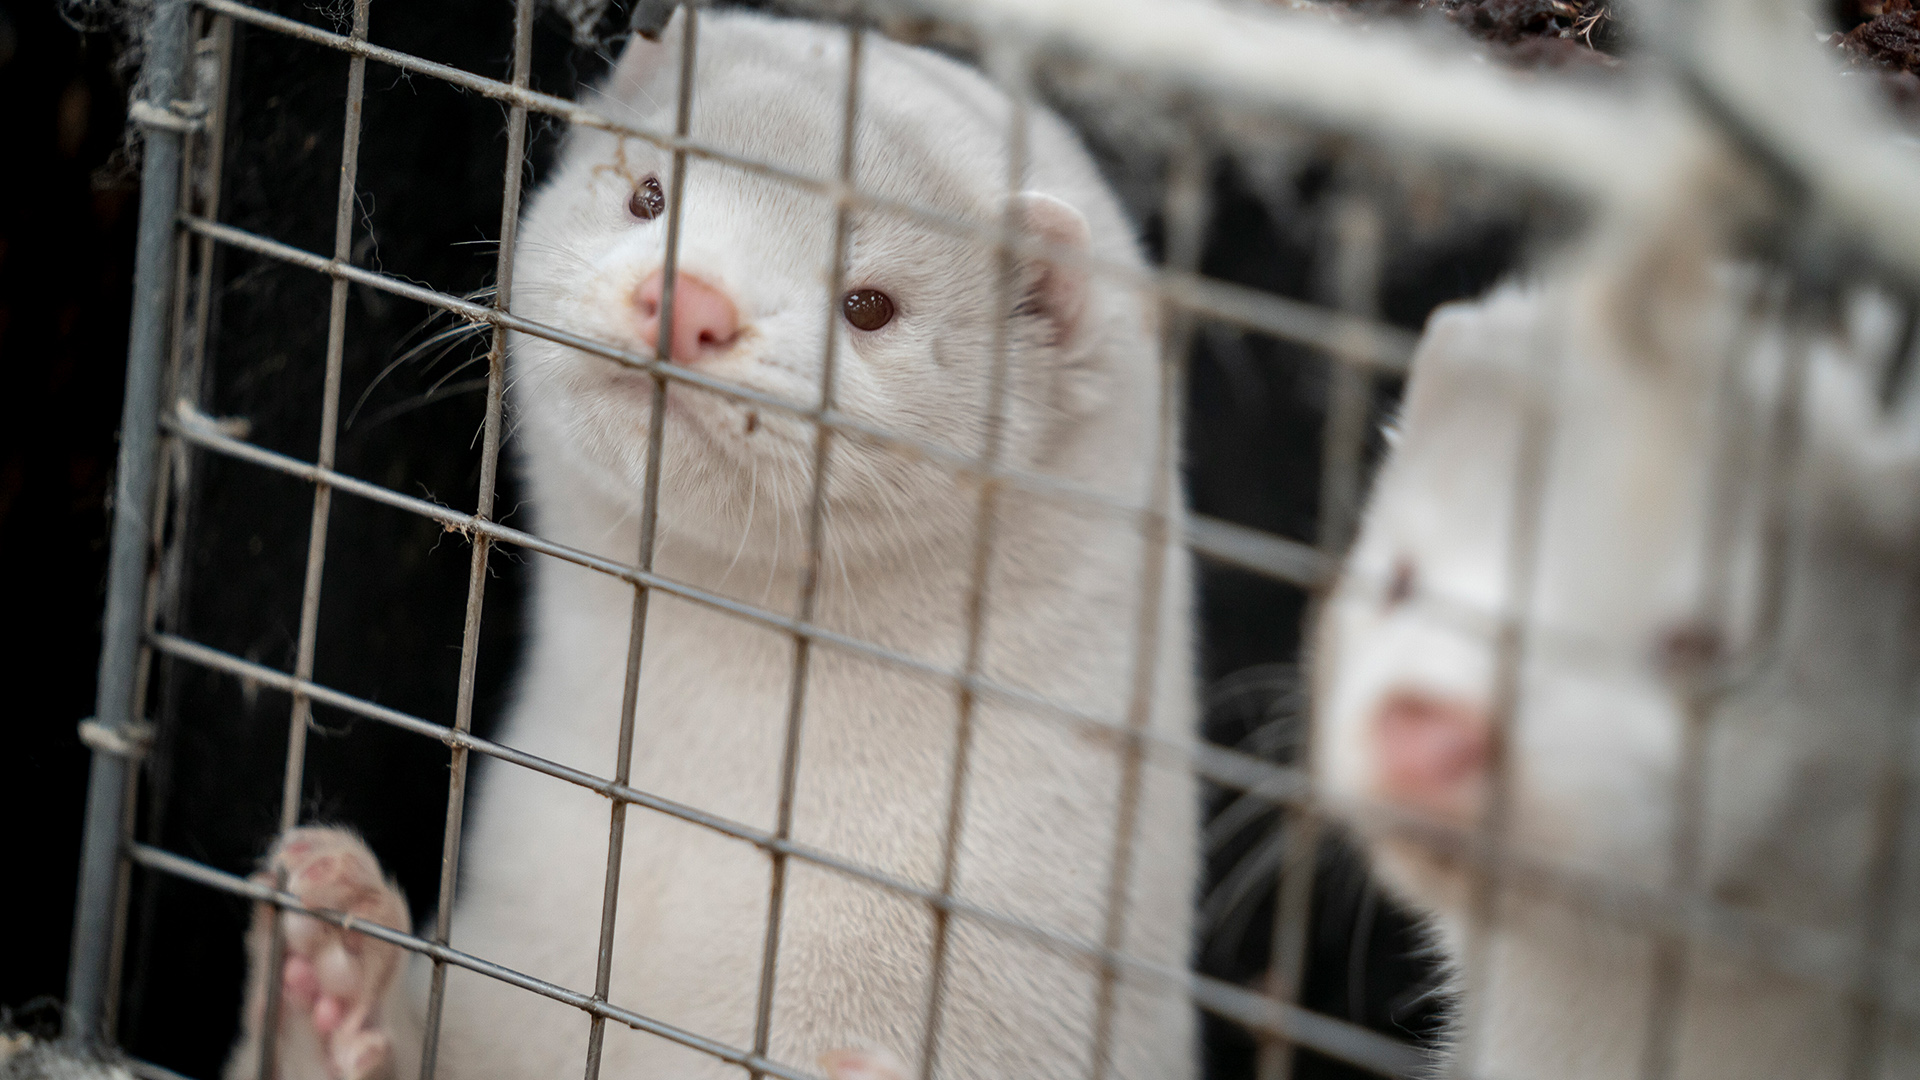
1312,191,1920,1077
227,10,1197,1080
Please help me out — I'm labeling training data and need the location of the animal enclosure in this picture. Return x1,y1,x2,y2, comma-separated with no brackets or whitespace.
63,1,1920,1079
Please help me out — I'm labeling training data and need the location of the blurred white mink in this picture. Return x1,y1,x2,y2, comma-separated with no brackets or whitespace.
1313,178,1920,1077
226,10,1197,1080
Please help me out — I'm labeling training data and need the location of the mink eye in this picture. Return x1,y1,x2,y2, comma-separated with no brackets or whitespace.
1656,620,1724,677
842,288,895,332
1385,557,1416,609
627,176,665,221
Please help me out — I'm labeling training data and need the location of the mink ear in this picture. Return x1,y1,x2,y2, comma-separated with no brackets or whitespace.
1013,192,1093,348
609,5,687,102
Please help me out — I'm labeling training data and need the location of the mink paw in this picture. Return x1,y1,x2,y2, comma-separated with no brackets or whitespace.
241,827,410,1080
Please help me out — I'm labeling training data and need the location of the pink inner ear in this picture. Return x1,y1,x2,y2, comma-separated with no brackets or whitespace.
1015,192,1092,344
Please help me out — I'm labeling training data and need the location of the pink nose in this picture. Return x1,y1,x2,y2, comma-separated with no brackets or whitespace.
1370,690,1491,819
633,269,741,363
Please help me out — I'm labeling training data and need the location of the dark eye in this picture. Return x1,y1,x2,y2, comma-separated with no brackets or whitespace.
1385,557,1416,609
627,176,665,221
1656,621,1724,677
842,288,895,332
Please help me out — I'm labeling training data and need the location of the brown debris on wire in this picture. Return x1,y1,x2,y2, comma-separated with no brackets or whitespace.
1829,0,1920,118
1444,0,1619,69
1317,0,1920,109
1832,0,1920,71
1318,0,1620,70
1443,0,1614,49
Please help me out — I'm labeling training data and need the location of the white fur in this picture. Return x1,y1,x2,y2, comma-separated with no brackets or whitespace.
231,11,1196,1080
1314,208,1920,1077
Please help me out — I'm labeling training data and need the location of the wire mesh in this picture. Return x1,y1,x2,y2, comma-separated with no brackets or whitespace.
62,1,1920,1080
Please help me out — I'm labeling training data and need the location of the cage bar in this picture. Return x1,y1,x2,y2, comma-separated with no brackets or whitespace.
65,0,196,1045
415,1,539,1076
747,20,868,1080
252,8,373,1078
579,11,703,1080
915,40,1035,1080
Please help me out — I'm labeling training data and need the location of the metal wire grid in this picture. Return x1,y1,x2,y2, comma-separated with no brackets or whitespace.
76,1,1417,1075
60,1,1920,1080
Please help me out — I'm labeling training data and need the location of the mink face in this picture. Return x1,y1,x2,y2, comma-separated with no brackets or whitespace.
1312,250,1920,1074
1315,284,1717,913
227,14,1198,1080
509,14,1117,567
1318,271,1920,914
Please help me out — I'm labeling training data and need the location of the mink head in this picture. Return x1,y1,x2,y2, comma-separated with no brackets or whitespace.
510,10,1148,564
1313,255,1920,952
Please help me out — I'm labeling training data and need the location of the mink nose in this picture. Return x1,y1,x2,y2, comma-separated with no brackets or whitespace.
633,269,741,363
1370,689,1491,818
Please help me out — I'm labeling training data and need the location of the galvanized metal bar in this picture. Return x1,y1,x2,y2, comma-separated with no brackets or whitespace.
917,42,1033,1080
1312,196,1382,559
179,14,236,408
1842,318,1920,1065
133,2,210,731
119,9,236,1043
104,15,218,1026
1443,293,1563,1080
279,0,370,828
64,0,195,1046
99,709,146,1046
1635,698,1712,1080
415,3,536,1077
1186,515,1328,589
1620,274,1770,1080
748,20,866,1077
582,12,700,1080
1843,684,1920,1079
1259,192,1383,1080
256,7,371,1079
1636,282,1817,1080
1086,114,1211,1080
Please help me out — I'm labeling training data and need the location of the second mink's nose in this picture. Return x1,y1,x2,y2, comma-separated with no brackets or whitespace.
633,270,740,363
1371,689,1491,820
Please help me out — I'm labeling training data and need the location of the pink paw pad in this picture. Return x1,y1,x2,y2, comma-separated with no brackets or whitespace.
249,827,409,1080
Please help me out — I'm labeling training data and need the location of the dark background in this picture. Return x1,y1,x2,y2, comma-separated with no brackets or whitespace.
1,1,1566,1077
2,0,143,1035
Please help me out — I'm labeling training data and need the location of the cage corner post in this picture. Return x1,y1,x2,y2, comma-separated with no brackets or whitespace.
65,0,196,1049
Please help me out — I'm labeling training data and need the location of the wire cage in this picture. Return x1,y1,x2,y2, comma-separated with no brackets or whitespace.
59,1,1920,1080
